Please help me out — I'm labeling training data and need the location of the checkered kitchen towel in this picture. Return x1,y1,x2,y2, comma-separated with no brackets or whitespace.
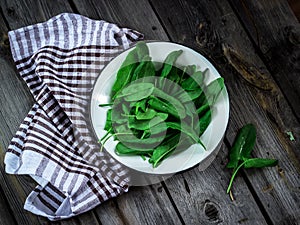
4,13,143,220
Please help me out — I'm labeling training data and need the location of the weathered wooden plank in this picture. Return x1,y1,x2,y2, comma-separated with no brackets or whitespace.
71,0,275,224
69,1,185,224
149,0,300,224
0,0,181,224
0,7,42,224
288,0,300,21
164,145,268,225
94,183,183,225
0,0,101,224
0,178,17,225
0,0,74,30
228,0,300,121
3,0,294,224
71,0,169,41
224,77,300,225
59,211,100,225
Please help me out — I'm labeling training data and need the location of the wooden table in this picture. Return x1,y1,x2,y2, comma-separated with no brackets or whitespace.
0,0,299,224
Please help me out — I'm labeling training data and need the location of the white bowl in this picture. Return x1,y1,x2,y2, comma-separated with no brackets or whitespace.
90,41,229,175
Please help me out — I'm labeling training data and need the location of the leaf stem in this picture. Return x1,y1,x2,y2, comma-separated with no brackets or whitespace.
140,131,147,139
99,103,113,107
121,113,136,117
226,160,247,193
100,131,136,151
100,133,114,152
99,128,113,142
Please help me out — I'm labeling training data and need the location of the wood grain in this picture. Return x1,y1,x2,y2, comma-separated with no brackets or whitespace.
0,1,100,224
71,0,169,41
0,8,41,225
93,183,184,225
70,0,274,224
0,164,17,225
288,0,300,21
0,0,299,224
149,0,300,224
164,145,268,224
228,0,300,122
0,0,180,224
70,1,185,224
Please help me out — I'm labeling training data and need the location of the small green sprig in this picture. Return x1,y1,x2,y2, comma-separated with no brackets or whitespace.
226,124,278,194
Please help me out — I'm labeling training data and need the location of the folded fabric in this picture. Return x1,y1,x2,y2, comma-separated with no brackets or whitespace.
4,13,143,220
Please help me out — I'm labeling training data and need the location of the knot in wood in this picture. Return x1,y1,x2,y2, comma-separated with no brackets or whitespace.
284,25,300,46
7,7,15,16
0,34,10,54
195,20,211,47
203,200,222,223
1,34,9,45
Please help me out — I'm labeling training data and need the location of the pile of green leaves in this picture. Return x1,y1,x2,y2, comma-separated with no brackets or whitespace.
226,124,278,193
99,41,225,168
